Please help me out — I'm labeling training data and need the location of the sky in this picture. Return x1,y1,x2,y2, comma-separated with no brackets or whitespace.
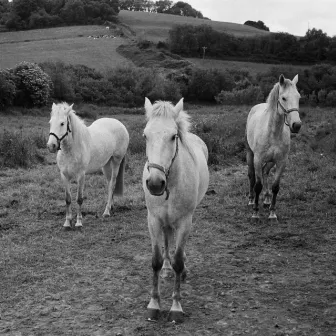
184,0,336,37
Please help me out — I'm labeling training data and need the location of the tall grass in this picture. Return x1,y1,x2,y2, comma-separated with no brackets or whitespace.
0,129,46,168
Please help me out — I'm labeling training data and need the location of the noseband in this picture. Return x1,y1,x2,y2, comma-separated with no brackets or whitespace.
277,100,299,127
49,117,71,151
147,135,179,200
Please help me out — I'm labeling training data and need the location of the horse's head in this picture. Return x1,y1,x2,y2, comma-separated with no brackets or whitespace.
143,98,184,197
278,74,302,133
47,102,73,152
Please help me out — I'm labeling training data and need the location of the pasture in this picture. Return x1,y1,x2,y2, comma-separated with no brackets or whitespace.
0,26,132,71
118,10,270,43
0,104,335,335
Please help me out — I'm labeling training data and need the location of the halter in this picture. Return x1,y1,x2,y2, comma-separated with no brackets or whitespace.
49,117,71,151
277,100,299,127
146,135,179,200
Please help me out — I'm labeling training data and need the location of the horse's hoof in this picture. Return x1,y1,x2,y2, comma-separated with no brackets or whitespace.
268,213,278,221
74,225,83,231
102,212,110,218
63,226,72,231
146,308,160,322
168,310,184,324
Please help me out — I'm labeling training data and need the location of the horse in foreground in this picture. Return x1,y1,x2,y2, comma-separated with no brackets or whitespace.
47,102,129,229
246,74,302,220
142,98,209,323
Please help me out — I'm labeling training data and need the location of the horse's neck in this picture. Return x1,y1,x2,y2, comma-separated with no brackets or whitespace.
268,105,286,138
61,114,89,153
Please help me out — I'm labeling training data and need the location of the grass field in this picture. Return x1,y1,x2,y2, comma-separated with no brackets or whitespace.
0,26,132,71
118,10,270,43
0,104,335,335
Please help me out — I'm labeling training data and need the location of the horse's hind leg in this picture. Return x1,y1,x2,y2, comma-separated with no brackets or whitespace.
147,215,163,321
102,157,120,217
75,173,85,228
246,146,255,206
269,161,286,220
252,158,263,219
61,173,72,229
168,216,192,323
263,162,275,208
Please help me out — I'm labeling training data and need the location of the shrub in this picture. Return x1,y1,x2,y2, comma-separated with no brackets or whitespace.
325,90,336,107
215,86,264,105
317,89,327,105
0,69,16,109
186,68,234,102
12,62,53,107
309,92,318,107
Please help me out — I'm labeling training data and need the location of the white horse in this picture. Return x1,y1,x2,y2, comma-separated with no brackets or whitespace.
47,102,129,229
142,98,209,323
246,74,302,220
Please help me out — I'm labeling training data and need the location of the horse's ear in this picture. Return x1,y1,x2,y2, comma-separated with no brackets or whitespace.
292,74,298,85
279,74,285,86
65,103,73,115
144,97,152,117
52,102,56,108
174,98,184,116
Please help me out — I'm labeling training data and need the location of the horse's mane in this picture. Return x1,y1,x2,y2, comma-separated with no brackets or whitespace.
266,79,291,111
147,100,195,161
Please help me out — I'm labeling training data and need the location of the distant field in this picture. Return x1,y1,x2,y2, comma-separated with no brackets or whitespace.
0,26,132,71
118,10,270,43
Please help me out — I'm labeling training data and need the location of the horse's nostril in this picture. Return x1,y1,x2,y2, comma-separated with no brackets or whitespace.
161,180,165,189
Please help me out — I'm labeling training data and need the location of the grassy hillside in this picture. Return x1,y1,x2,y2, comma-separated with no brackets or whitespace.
0,26,132,71
118,10,270,43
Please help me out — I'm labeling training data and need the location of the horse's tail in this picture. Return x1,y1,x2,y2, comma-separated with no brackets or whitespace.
114,155,126,196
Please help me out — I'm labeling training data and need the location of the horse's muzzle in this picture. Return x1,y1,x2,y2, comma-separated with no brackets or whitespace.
146,177,166,196
47,140,58,153
291,122,301,133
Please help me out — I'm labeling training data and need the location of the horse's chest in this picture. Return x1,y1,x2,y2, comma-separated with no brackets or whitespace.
57,155,84,180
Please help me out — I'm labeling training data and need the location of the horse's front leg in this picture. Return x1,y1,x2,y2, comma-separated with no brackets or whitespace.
147,215,163,321
161,226,173,279
246,146,255,206
252,159,263,219
269,160,286,220
168,216,191,324
75,173,85,228
61,173,72,229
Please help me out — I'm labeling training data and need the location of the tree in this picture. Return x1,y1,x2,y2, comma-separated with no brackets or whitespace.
244,20,270,31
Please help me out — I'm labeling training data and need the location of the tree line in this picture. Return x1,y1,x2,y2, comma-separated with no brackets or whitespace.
0,0,204,30
119,0,204,18
0,0,120,30
168,24,336,64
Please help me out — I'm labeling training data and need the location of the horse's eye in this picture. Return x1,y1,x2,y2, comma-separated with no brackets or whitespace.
282,97,287,101
60,122,64,126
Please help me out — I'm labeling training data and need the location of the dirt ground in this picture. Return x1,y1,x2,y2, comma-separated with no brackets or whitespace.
1,160,335,336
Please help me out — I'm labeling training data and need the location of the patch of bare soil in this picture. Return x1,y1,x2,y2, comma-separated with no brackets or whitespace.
1,165,335,336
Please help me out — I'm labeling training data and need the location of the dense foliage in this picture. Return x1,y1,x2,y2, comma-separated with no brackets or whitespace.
0,62,53,108
169,25,336,64
119,0,204,18
244,20,269,31
3,0,119,30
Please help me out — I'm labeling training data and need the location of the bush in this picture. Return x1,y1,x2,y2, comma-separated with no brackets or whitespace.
186,68,234,102
317,89,327,105
0,70,16,109
309,92,318,107
325,90,336,107
12,62,53,107
215,86,264,105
